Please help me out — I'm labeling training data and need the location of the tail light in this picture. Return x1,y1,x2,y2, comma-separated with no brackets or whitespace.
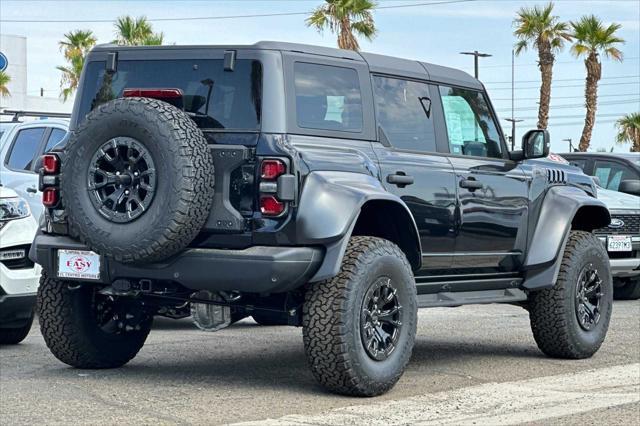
42,154,60,174
260,196,284,216
258,158,293,217
42,188,59,207
123,88,183,99
261,159,286,180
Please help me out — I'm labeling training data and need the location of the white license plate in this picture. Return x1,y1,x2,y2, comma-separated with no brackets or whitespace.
607,236,632,252
58,249,101,280
0,249,25,261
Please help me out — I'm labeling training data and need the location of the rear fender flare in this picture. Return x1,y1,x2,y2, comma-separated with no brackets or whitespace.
296,171,421,282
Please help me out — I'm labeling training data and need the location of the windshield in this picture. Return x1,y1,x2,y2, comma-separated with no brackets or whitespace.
78,59,262,131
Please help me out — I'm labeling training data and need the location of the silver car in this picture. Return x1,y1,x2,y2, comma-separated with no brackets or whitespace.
595,187,640,299
0,119,69,219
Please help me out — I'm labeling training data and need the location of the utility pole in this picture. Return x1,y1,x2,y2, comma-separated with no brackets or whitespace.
505,50,523,151
460,50,492,79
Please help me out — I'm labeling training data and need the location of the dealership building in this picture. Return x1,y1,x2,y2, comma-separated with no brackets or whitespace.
1,34,71,115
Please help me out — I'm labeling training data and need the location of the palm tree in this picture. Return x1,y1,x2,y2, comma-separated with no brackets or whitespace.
615,112,640,152
57,29,96,101
571,15,624,152
114,16,164,46
513,2,572,130
307,0,377,51
0,71,10,98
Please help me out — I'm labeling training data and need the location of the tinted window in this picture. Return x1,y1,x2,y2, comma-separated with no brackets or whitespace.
294,62,363,132
80,59,262,130
594,160,636,191
439,86,503,158
567,159,588,171
373,76,435,152
44,128,67,152
7,127,45,171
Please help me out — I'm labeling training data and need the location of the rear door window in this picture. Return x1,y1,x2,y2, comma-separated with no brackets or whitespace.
6,127,46,171
79,59,262,130
594,160,636,191
294,62,363,133
372,76,436,152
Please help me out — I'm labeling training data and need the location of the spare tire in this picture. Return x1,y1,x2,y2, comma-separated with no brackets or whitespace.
61,97,214,263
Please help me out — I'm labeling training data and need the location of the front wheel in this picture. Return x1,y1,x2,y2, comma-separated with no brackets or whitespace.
529,231,612,359
303,236,417,396
0,312,34,345
37,273,152,368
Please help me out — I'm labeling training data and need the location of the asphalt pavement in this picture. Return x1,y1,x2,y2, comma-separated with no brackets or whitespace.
1,301,638,425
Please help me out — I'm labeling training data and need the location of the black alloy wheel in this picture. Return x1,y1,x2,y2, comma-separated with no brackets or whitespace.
361,277,403,361
574,264,603,331
88,137,156,223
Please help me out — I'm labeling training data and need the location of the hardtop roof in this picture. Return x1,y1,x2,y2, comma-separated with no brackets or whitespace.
91,40,482,90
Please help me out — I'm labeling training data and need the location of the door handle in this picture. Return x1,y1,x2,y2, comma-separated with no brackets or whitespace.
459,178,483,191
387,173,414,187
26,186,38,194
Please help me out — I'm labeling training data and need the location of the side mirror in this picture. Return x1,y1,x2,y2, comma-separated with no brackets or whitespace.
619,179,640,196
591,176,602,187
522,129,550,159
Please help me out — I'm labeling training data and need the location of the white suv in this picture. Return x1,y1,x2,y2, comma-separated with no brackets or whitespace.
0,186,41,344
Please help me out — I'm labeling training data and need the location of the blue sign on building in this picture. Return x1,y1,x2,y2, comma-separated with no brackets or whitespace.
0,52,7,72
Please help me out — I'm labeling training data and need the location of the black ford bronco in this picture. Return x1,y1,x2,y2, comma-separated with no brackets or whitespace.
32,42,612,396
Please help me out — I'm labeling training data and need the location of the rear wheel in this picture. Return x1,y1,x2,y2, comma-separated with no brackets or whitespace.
613,278,640,300
0,312,34,345
529,231,612,359
303,236,417,396
37,274,152,368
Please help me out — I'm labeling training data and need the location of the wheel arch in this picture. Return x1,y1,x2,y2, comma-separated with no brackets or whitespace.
298,171,421,282
523,185,610,290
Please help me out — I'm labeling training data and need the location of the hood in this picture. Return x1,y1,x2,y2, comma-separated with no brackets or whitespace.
0,186,18,199
597,187,640,211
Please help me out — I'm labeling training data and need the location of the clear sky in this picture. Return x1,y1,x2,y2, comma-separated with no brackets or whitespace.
1,0,638,152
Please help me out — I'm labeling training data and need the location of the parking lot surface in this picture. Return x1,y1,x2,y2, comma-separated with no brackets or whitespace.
1,301,638,425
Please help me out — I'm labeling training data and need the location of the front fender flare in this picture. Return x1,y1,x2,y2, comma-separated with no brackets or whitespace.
523,185,610,290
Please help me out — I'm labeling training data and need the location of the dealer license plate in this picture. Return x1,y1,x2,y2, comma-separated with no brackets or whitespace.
607,236,632,252
58,249,101,280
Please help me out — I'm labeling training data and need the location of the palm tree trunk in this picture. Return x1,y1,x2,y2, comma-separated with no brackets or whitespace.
537,46,554,130
338,17,359,50
632,129,640,152
579,53,602,152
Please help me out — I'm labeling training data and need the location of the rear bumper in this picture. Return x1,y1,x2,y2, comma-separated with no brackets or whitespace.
31,234,324,293
0,294,35,329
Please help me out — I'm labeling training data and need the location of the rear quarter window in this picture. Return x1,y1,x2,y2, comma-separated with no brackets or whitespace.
293,62,363,133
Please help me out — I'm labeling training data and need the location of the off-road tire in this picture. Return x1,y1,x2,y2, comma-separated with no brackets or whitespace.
61,97,214,264
37,273,151,368
0,312,34,345
529,231,612,359
252,312,288,326
303,236,417,396
613,278,640,300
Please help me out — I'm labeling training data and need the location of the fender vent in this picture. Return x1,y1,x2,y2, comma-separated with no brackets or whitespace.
546,168,567,184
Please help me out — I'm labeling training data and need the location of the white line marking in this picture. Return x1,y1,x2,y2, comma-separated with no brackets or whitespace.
234,363,640,426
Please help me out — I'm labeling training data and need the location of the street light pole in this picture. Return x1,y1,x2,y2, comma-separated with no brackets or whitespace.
505,118,524,150
562,138,574,152
460,50,492,79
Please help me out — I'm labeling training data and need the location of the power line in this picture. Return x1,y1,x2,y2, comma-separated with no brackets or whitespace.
0,0,476,23
488,81,640,91
485,75,640,85
483,56,640,69
495,98,640,112
518,112,627,120
493,93,640,101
